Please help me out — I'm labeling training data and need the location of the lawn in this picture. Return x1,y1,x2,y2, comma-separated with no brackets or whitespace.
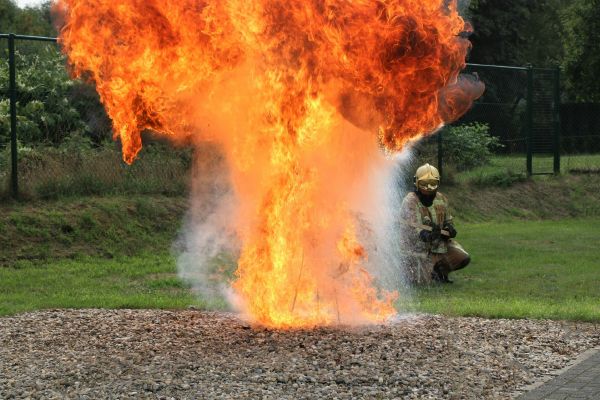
400,219,600,322
455,154,600,184
1,217,598,321
0,252,217,316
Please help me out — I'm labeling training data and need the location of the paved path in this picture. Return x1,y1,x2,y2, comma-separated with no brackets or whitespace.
518,348,600,400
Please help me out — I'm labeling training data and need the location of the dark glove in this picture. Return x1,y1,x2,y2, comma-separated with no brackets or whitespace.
419,229,432,242
443,222,457,238
419,224,441,242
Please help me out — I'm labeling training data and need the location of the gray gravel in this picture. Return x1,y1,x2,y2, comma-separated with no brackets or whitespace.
0,310,598,399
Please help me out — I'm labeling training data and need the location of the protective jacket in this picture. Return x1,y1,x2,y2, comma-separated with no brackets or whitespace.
399,190,469,284
400,191,452,254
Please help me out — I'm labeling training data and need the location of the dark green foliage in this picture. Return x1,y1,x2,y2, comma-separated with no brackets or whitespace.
466,0,599,102
0,47,113,146
469,168,528,187
0,0,20,33
0,0,56,36
442,123,503,170
412,123,501,174
1,2,112,147
464,1,562,152
0,48,82,144
559,0,600,102
466,0,562,66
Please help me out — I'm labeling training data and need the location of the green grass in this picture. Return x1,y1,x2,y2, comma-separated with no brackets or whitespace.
455,154,600,185
0,253,217,316
1,211,598,321
562,154,600,173
399,219,600,321
1,180,599,321
0,195,229,316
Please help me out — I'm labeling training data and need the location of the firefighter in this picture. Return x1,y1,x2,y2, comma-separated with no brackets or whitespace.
399,163,470,284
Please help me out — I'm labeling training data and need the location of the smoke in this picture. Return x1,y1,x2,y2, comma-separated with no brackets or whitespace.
175,142,239,309
456,0,476,20
364,151,414,290
438,74,485,123
456,0,474,15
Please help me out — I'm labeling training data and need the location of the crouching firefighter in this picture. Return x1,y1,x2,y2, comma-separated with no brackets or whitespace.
399,163,470,284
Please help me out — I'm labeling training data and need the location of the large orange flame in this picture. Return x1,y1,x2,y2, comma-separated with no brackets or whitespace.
55,0,483,328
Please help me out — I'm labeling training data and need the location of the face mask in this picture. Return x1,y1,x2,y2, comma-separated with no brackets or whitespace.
418,179,438,193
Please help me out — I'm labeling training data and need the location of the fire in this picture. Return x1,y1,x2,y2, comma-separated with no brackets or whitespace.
55,0,483,328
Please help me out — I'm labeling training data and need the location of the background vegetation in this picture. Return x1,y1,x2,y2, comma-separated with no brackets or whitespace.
465,0,600,103
0,0,56,38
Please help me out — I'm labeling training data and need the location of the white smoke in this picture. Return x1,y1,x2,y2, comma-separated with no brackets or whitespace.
175,142,239,310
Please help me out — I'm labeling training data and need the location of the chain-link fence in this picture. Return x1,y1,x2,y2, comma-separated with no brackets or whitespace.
560,103,600,173
1,34,61,199
441,64,560,177
432,63,600,179
462,64,530,156
399,63,566,185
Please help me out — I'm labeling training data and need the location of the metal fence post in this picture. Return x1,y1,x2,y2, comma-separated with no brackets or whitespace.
8,33,18,198
553,66,561,175
526,65,533,176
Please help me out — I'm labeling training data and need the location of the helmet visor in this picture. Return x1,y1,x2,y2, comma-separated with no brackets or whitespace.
418,179,439,192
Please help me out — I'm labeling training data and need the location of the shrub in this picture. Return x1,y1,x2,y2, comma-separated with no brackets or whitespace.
0,47,111,147
409,123,502,179
0,48,85,145
442,123,502,171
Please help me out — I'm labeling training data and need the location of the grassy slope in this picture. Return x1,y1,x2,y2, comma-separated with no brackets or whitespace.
1,175,599,319
0,196,188,265
446,174,600,222
0,196,202,316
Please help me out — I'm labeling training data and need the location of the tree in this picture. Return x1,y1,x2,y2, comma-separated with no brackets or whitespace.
0,0,56,36
0,0,19,33
560,0,600,102
466,0,565,66
18,1,56,36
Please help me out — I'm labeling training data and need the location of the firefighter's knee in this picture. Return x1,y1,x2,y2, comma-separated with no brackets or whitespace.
457,255,470,270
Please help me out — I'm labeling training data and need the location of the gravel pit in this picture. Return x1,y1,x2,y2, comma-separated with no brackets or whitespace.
1,309,598,399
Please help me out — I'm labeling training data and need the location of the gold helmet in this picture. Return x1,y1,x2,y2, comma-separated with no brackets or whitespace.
414,163,440,194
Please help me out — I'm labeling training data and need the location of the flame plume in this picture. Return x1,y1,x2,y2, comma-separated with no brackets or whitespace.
55,0,483,328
